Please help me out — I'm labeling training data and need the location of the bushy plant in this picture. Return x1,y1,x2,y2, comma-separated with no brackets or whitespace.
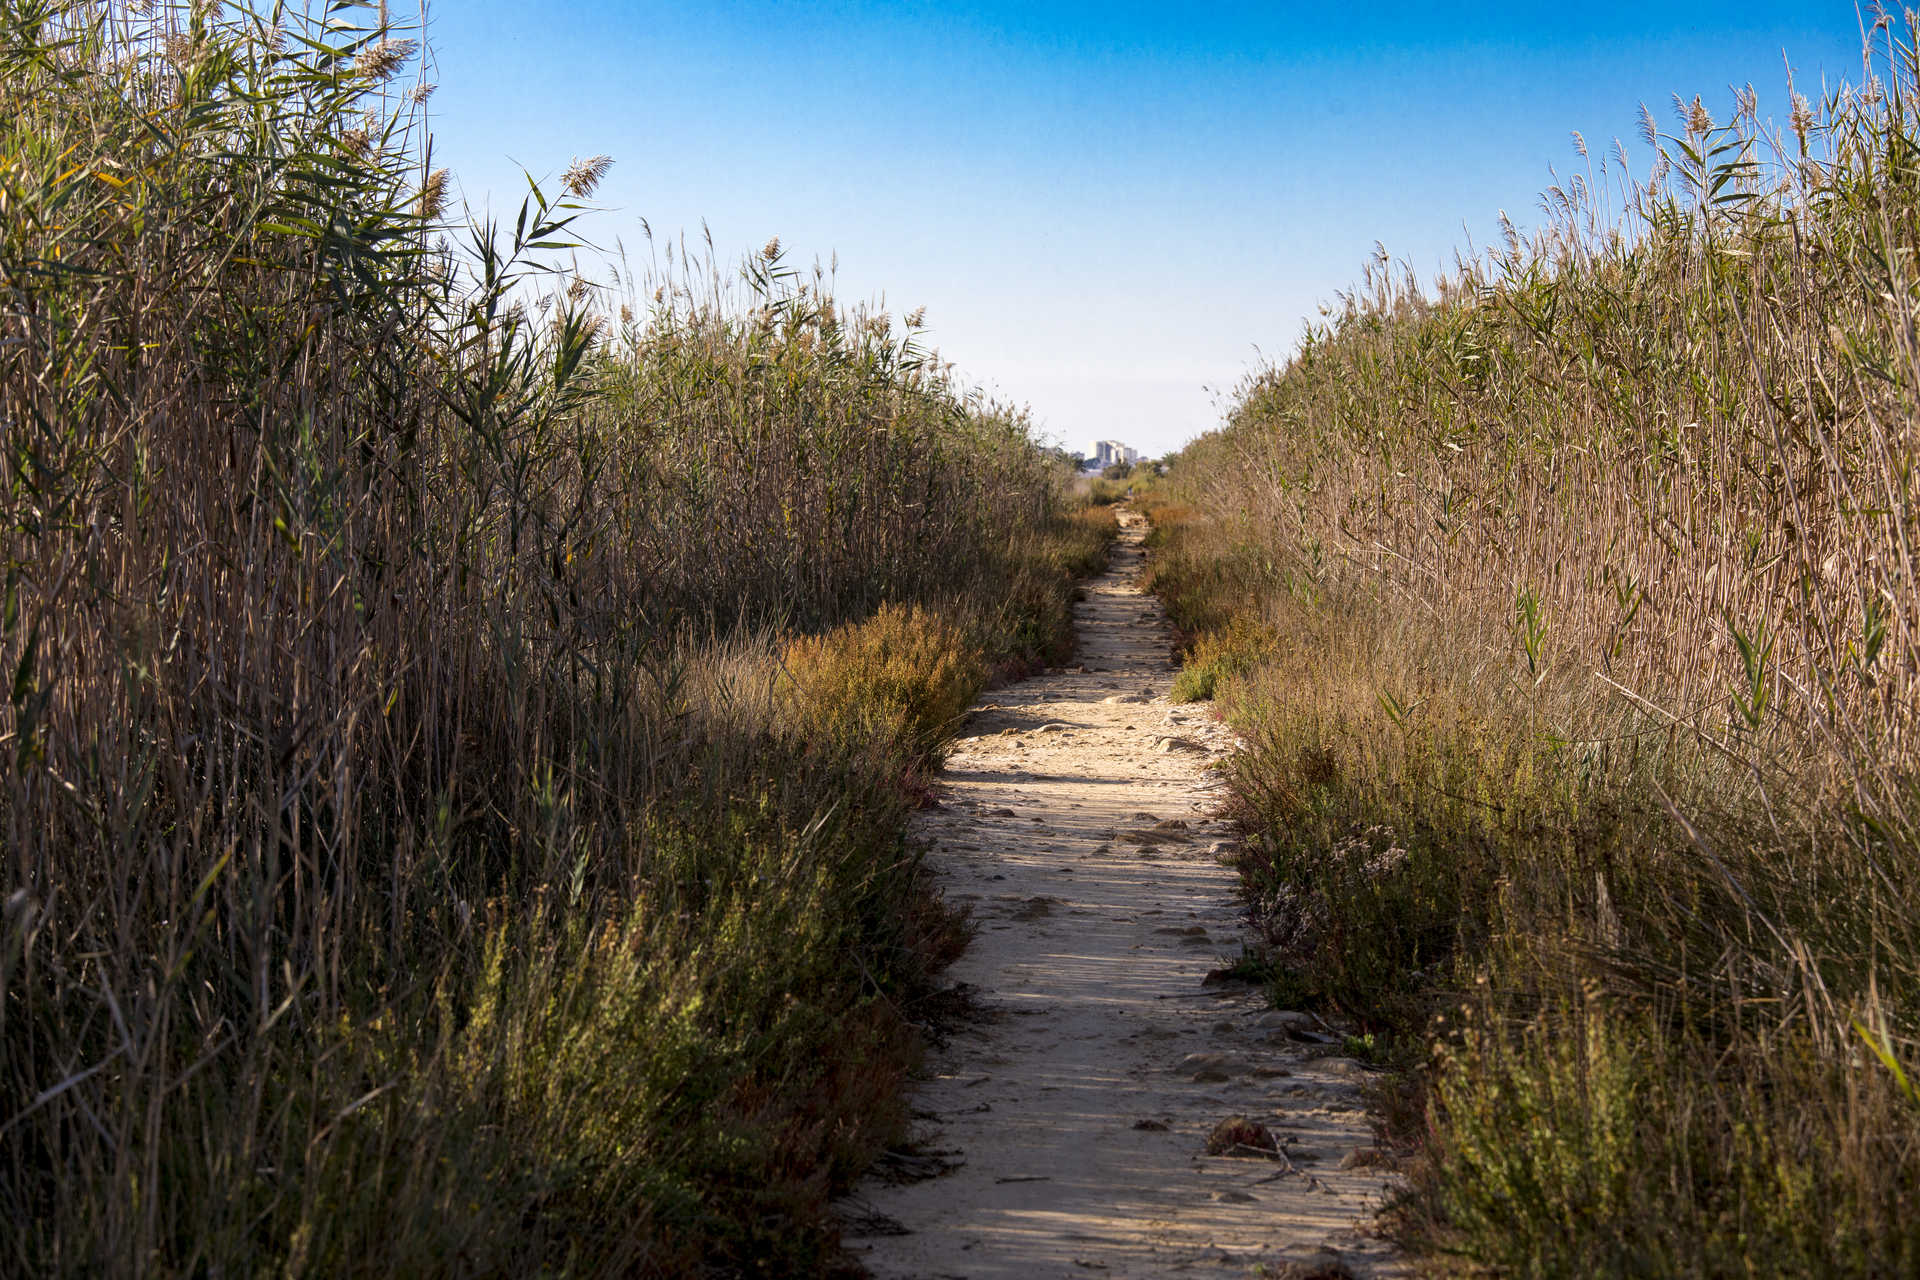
781,603,985,764
1169,613,1277,702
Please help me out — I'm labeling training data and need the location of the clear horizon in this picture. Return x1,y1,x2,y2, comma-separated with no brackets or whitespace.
424,2,1867,457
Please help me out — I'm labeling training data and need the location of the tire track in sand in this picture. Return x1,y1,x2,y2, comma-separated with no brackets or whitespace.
843,509,1406,1279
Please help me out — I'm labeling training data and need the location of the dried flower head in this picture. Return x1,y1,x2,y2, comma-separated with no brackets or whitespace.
567,275,590,303
905,305,927,328
410,82,438,105
355,38,417,83
417,167,449,222
1639,102,1658,147
1687,95,1713,136
1791,93,1815,151
555,311,606,344
762,236,781,261
1570,129,1587,158
561,154,613,198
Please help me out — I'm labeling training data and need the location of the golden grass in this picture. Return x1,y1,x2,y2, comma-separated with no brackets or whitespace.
781,603,985,763
1151,19,1920,1272
0,3,1113,1273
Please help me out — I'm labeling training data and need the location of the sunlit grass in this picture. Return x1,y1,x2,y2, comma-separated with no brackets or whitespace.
1151,16,1920,1272
0,2,1111,1272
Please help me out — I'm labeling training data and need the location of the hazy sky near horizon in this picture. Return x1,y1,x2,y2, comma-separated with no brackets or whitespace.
424,3,1868,456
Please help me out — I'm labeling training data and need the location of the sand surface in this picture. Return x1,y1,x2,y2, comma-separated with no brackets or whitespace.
843,511,1404,1279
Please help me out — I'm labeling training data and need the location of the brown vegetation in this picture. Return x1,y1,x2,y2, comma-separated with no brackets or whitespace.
1149,18,1920,1274
0,2,1109,1273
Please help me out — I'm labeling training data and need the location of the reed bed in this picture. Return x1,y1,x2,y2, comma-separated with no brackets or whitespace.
1150,16,1920,1274
0,2,1108,1273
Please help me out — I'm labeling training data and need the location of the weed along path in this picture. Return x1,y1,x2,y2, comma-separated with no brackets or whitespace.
846,510,1404,1279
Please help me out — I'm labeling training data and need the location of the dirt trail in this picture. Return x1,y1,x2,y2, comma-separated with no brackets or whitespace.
844,511,1403,1279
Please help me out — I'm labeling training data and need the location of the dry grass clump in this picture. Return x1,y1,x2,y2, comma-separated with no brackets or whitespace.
0,3,1107,1273
1153,16,1920,1273
1205,1114,1280,1157
973,504,1119,680
598,248,1077,633
1169,613,1277,703
782,603,985,763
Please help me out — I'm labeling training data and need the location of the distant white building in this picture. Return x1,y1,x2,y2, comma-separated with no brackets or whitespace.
1087,440,1140,470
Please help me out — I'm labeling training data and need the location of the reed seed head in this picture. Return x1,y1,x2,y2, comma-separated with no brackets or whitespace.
417,167,449,221
355,38,416,83
1791,93,1815,149
1687,95,1713,136
554,311,606,344
561,154,613,198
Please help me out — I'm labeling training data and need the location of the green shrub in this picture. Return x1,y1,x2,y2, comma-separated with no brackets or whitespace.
1170,614,1277,702
782,603,984,763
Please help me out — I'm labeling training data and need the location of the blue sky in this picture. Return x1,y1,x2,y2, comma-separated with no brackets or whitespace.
423,2,1868,456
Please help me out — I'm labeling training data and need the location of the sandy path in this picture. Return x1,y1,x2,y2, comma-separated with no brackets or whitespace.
844,511,1403,1279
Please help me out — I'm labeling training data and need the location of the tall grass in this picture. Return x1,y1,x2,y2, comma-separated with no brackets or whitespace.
0,2,1107,1273
1152,16,1920,1274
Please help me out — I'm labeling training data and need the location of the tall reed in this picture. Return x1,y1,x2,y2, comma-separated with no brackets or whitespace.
0,2,1104,1272
1152,14,1920,1272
